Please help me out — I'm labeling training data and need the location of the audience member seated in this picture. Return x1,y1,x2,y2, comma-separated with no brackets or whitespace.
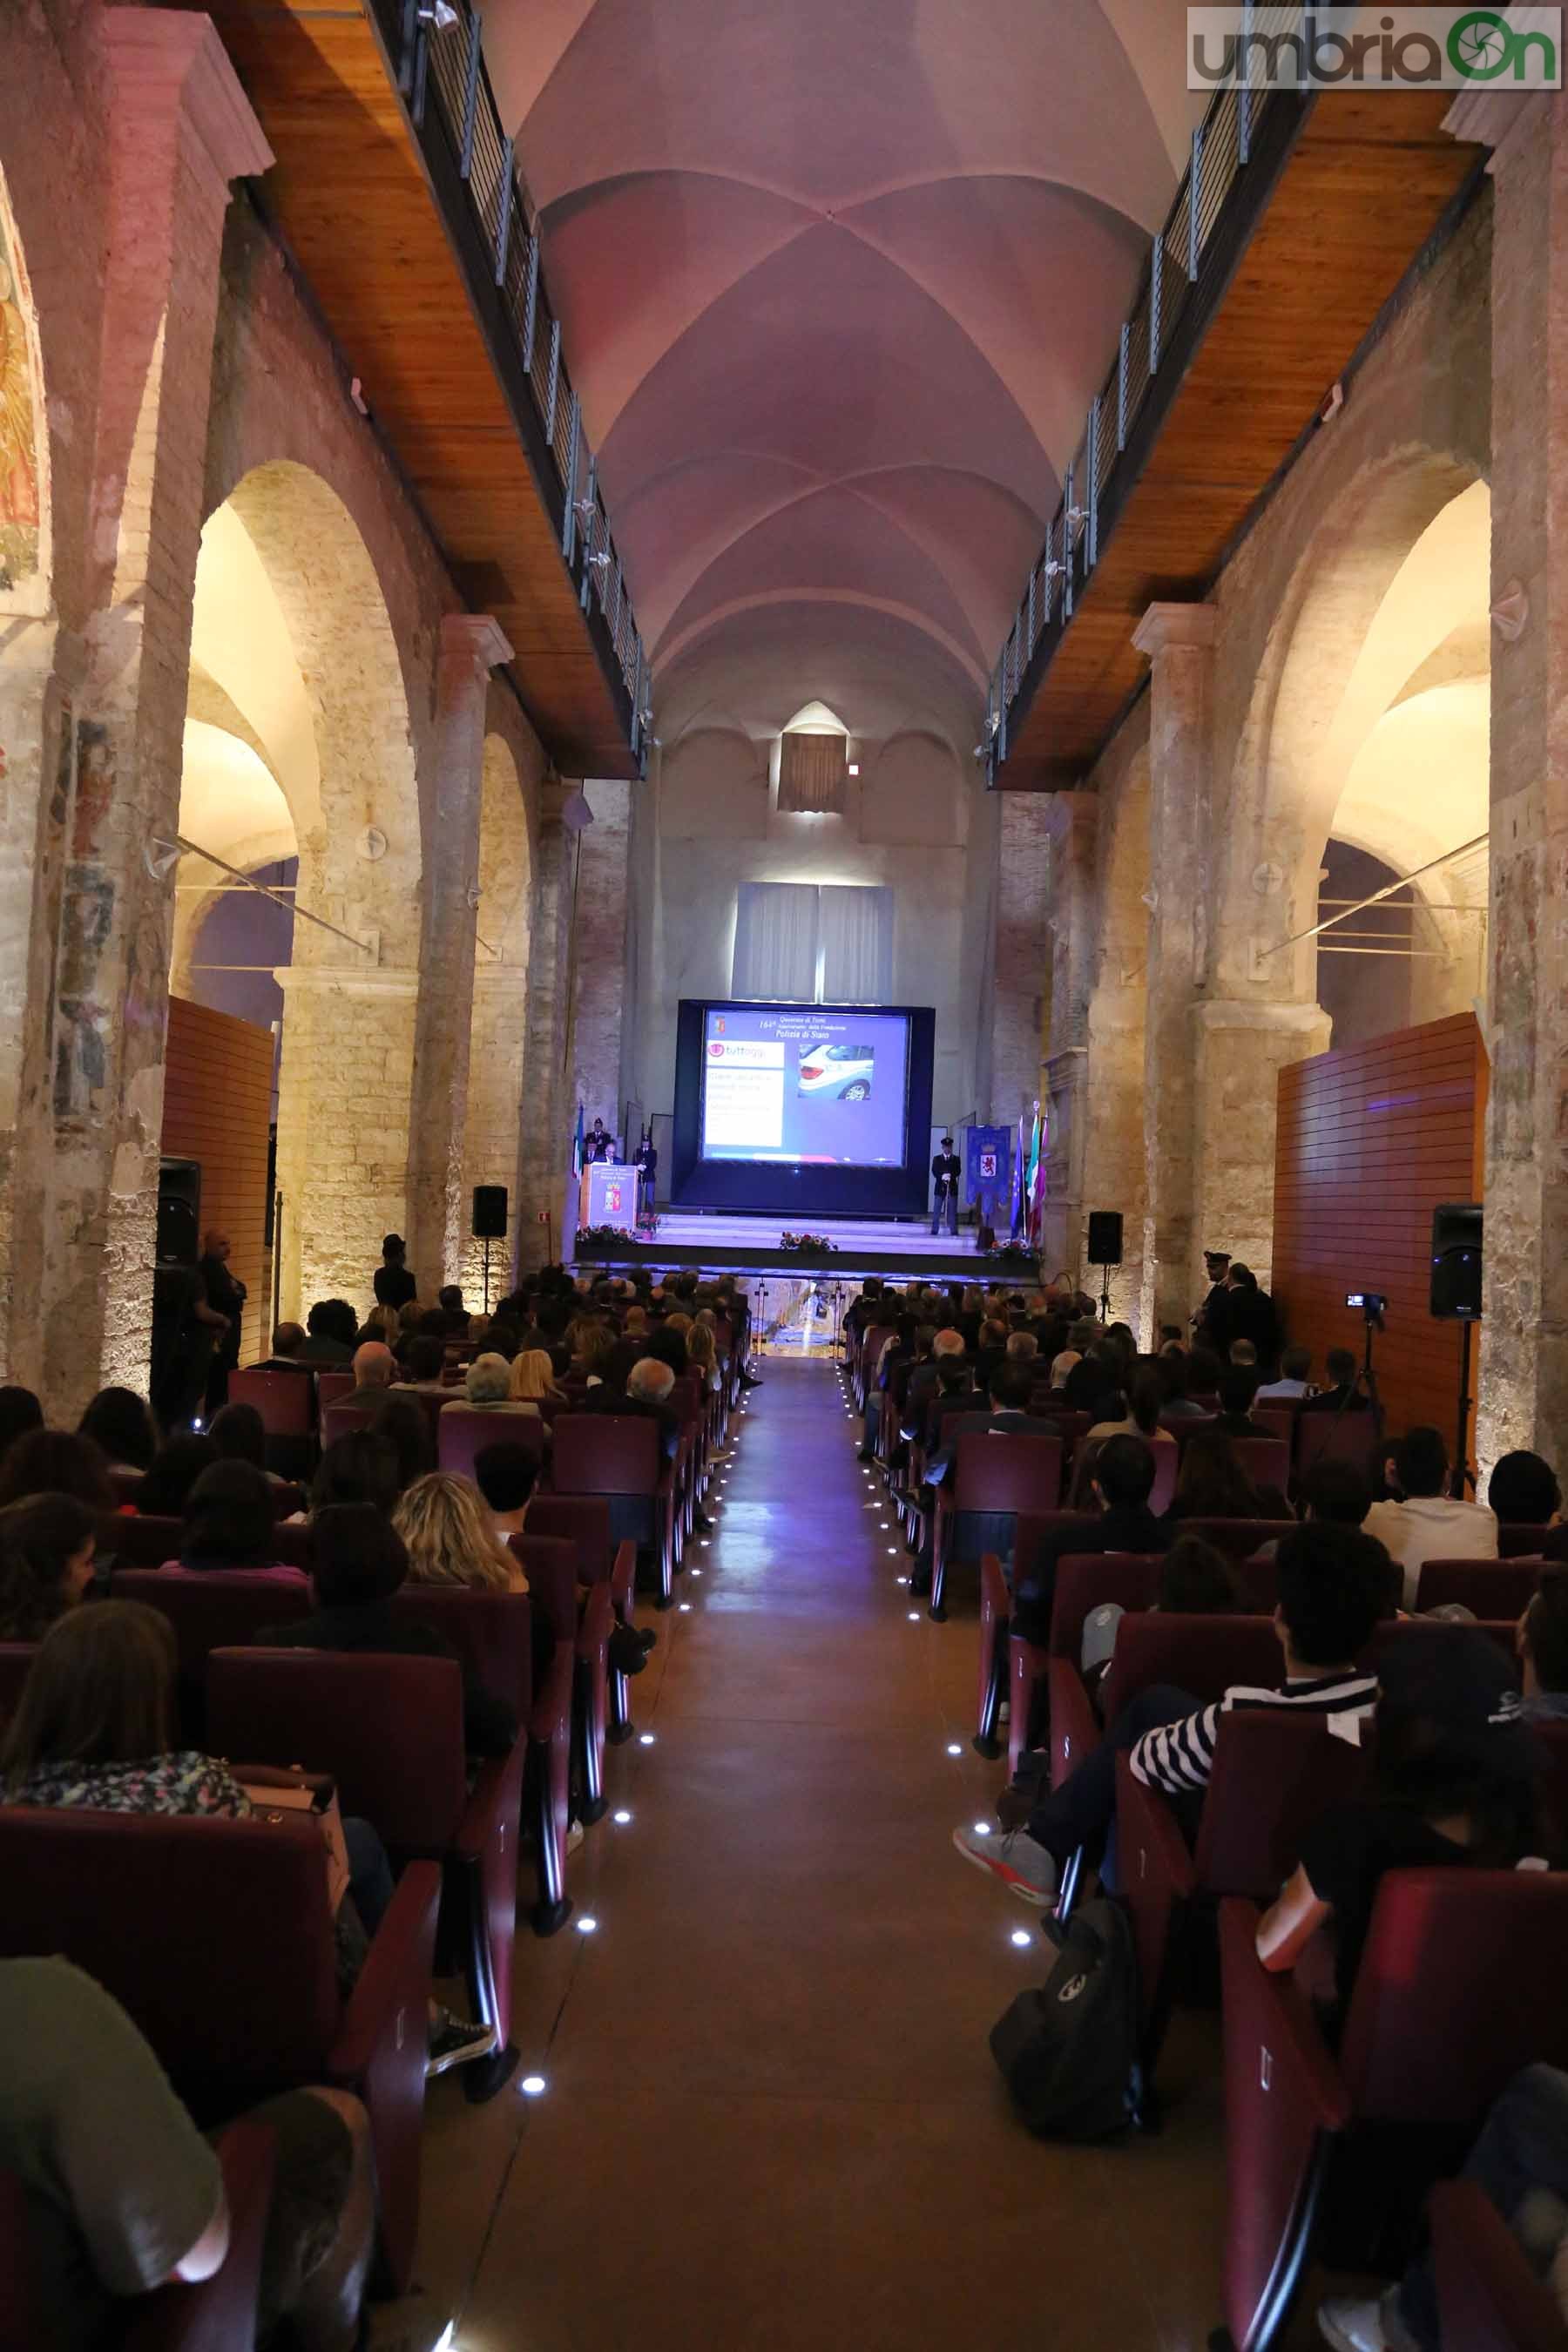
684,1323,722,1397
309,1429,401,1521
1186,1344,1225,1397
1078,1531,1247,1711
350,1342,396,1397
208,1400,292,1490
1154,1350,1206,1419
923,1362,1060,1497
257,1321,312,1375
436,1285,469,1337
0,1956,382,2352
393,1470,527,1594
473,1444,653,1680
582,1357,684,1469
255,1504,518,1756
298,1300,359,1365
1519,1570,1568,1724
400,1335,449,1389
0,1429,115,1513
1310,2064,1568,2352
1258,1343,1314,1401
0,1493,96,1639
1166,1428,1291,1524
1255,1622,1551,2032
1010,1432,1174,1646
367,1393,433,1492
1297,1458,1376,1534
0,1383,44,1461
1213,1365,1275,1438
644,1321,688,1380
1364,1426,1498,1606
444,1353,529,1417
1490,1448,1563,1529
962,1522,1389,1906
77,1386,161,1475
1300,1345,1370,1415
132,1434,219,1518
355,1307,402,1350
166,1462,307,1582
1086,1371,1175,1453
1228,1338,1259,1369
1063,1340,1119,1415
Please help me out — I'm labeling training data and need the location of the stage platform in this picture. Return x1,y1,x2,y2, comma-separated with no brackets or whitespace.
571,1210,1039,1287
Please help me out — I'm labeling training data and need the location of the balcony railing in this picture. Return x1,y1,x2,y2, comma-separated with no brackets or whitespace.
983,4,1306,783
375,0,652,768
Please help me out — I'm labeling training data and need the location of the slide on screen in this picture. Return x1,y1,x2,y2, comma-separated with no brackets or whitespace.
700,1005,910,1167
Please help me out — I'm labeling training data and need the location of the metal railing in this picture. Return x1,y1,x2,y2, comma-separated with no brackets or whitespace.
983,3,1303,782
383,0,652,767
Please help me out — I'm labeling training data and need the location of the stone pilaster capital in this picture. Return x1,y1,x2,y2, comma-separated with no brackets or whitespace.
101,10,274,196
440,613,515,681
1132,601,1219,661
1443,86,1551,173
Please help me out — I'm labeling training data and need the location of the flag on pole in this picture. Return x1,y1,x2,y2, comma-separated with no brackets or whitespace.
573,1103,585,1179
1010,1107,1027,1237
1030,1106,1047,1242
1025,1106,1042,1244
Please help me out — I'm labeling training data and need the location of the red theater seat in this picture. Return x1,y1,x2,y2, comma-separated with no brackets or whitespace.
527,1496,639,1741
1416,1557,1544,1617
436,1406,546,1482
511,1531,615,1832
0,1808,437,2291
551,1414,678,1606
1215,1870,1568,2352
930,1433,1062,1620
1294,1409,1382,1486
206,1647,525,2097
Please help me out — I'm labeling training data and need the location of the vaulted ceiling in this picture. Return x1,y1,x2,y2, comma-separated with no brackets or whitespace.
483,0,1204,748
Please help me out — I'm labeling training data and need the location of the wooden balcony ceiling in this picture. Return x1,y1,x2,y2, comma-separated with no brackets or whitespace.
999,91,1484,789
185,0,639,780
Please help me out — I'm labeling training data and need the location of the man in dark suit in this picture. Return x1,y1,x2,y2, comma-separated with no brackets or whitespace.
580,1355,681,1467
259,1321,314,1375
586,1118,614,1164
1220,1263,1281,1375
930,1136,962,1236
1213,1365,1277,1439
925,1362,1061,1484
297,1299,357,1364
1193,1248,1232,1348
1299,1347,1370,1415
1011,1435,1174,1647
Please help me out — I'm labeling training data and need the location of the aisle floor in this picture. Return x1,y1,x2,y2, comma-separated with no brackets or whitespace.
414,1355,1257,2351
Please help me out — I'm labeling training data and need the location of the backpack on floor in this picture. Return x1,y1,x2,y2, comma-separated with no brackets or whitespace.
988,1895,1143,2141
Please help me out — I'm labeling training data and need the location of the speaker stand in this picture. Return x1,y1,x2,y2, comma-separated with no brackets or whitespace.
1450,1318,1477,1499
482,1233,491,1316
1098,1262,1112,1323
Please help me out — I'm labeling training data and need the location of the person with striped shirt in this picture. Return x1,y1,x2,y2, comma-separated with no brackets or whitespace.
953,1523,1390,1908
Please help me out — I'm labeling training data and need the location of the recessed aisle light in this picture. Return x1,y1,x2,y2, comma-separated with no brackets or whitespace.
612,1809,632,1825
887,1547,898,1557
973,1822,994,1838
519,2074,547,2097
639,1733,656,1747
946,1742,963,1756
1010,1929,1033,1950
908,1610,921,1621
576,1915,598,1936
679,1602,693,1612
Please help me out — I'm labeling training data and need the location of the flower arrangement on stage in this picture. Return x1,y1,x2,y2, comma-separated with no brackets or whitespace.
577,1222,639,1247
778,1231,837,1254
983,1238,1037,1268
636,1208,662,1237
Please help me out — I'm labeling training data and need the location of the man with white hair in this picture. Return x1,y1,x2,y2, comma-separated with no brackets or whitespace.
900,1327,968,1441
622,1356,682,1464
350,1341,395,1394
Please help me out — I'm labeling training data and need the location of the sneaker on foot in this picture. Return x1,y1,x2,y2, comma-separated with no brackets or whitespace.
951,1821,1057,1906
426,2010,496,2079
565,1819,585,1856
1316,2291,1416,2352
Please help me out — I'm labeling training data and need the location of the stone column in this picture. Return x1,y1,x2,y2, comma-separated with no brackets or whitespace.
1134,603,1218,1339
569,777,633,1144
1446,90,1568,1463
515,779,574,1271
990,796,1051,1131
1038,792,1098,1284
44,14,270,1411
406,615,512,1296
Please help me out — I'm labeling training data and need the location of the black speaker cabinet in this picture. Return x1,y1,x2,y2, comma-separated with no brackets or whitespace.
1086,1210,1124,1267
471,1185,509,1240
1430,1201,1483,1321
157,1159,201,1267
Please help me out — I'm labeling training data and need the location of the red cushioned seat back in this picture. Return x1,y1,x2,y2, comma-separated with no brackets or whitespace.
99,1513,184,1568
388,1585,533,1718
551,1414,660,1497
207,1648,467,1852
1340,1869,1568,2121
230,1368,314,1438
1501,1524,1556,1558
1195,1708,1374,1895
314,1370,355,1410
110,1569,314,1674
1231,1436,1291,1497
666,1374,704,1429
1416,1558,1543,1617
321,1397,379,1450
0,1643,35,1726
436,1406,545,1483
507,1535,579,1645
1250,1407,1297,1449
1295,1409,1382,1483
1102,1612,1281,1721
0,1808,340,2080
110,1467,145,1507
526,1495,612,1585
1181,1517,1294,1565
1047,1553,1163,1659
950,1431,1062,1514
1536,1720,1568,1842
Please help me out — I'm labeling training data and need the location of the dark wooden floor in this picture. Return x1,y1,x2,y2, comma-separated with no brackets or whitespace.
413,1353,1288,2351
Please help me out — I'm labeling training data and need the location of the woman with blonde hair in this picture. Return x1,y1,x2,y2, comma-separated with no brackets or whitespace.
393,1470,526,1594
685,1321,721,1395
356,1303,401,1347
509,1348,564,1407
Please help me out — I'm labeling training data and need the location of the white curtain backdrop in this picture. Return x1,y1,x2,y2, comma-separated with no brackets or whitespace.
818,884,893,1004
732,881,819,999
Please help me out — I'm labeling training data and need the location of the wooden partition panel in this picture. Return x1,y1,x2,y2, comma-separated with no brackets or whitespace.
1272,1012,1486,1443
160,997,274,1369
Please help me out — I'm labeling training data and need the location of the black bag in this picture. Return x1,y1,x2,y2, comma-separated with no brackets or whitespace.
988,1896,1142,2140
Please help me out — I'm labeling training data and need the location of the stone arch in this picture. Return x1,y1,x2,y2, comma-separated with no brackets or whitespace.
460,732,536,1301
185,460,423,1317
0,172,46,612
1224,445,1484,1002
